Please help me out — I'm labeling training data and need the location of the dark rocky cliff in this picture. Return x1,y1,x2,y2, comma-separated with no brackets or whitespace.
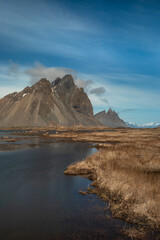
52,74,93,116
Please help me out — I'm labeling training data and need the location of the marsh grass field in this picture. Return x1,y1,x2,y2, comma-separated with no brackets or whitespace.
56,127,160,234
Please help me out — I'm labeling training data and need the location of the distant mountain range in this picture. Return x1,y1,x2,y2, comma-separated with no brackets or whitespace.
126,122,160,128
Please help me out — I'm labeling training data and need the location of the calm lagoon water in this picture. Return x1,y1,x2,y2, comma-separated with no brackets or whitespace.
0,136,129,240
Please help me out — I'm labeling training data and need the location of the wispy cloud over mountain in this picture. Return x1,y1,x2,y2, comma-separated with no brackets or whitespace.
26,62,75,84
25,62,93,90
90,87,106,96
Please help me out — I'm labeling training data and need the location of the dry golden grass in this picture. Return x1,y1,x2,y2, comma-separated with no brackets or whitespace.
64,128,160,229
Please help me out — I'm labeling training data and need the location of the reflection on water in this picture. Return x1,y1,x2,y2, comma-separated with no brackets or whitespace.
0,138,129,240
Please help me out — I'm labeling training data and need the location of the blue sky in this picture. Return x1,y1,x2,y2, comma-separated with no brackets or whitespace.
0,0,160,124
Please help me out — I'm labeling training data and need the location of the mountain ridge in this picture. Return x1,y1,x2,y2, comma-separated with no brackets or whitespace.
95,108,127,128
0,75,100,127
126,122,160,128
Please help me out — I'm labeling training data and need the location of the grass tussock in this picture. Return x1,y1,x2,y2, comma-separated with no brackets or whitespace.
64,128,160,229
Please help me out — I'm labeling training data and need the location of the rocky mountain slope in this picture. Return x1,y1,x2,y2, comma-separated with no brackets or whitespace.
0,75,100,127
95,108,127,128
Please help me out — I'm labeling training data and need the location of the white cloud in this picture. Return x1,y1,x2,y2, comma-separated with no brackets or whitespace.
26,62,76,84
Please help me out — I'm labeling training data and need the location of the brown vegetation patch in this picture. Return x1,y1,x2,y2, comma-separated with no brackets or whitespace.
64,128,160,230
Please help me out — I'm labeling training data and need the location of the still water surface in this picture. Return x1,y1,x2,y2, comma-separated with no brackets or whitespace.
0,137,129,240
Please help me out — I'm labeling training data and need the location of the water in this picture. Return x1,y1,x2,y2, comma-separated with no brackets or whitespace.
0,136,129,240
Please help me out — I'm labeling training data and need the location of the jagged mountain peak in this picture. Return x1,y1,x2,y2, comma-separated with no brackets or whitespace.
98,110,106,115
107,108,117,115
0,74,99,127
54,74,75,94
51,74,93,117
52,77,62,86
108,108,113,113
34,78,51,87
95,108,127,128
52,74,74,88
61,74,74,83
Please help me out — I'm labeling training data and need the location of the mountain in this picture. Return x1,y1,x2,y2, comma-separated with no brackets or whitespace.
0,75,100,127
126,122,160,128
95,108,127,128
